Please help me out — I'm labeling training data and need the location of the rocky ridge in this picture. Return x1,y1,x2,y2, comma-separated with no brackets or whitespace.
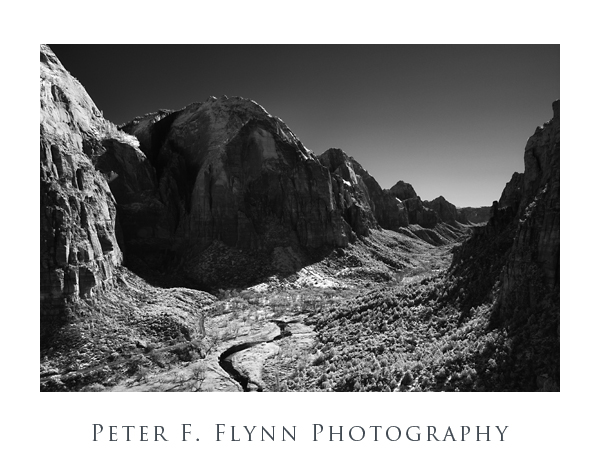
388,180,438,228
117,97,473,287
317,148,408,232
423,196,461,225
496,101,560,319
450,100,560,389
388,180,417,200
41,43,478,305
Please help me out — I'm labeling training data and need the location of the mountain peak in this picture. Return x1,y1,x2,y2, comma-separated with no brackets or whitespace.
388,180,417,201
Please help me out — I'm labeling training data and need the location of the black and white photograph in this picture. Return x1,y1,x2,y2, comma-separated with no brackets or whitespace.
6,2,598,466
40,44,559,393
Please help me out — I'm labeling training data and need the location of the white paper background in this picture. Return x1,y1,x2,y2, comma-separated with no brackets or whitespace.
4,1,597,465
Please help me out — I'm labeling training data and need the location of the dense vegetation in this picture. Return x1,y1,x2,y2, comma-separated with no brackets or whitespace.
299,274,507,391
294,268,557,392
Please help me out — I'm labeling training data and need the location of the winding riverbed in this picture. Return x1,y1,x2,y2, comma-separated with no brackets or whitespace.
218,320,295,391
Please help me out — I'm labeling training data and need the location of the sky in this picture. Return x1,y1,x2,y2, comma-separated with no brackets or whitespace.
49,45,559,207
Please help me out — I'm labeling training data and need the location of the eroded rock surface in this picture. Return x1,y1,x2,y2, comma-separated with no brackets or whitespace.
386,181,445,229
318,148,409,233
450,100,560,390
402,196,439,228
119,98,370,286
40,45,125,319
388,180,417,201
424,196,461,225
498,172,524,210
497,100,560,318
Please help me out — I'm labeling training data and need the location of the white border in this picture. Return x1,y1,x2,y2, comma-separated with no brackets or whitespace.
4,1,596,465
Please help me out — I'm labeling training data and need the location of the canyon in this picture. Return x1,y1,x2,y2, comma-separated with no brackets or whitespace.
40,45,558,392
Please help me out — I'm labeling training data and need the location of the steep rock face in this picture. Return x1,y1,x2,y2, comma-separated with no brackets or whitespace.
93,138,170,268
387,180,439,229
317,148,376,236
120,97,356,284
423,196,461,225
498,172,524,210
402,196,439,228
457,101,560,313
450,101,560,390
497,100,560,317
362,178,409,230
40,45,127,313
318,148,408,232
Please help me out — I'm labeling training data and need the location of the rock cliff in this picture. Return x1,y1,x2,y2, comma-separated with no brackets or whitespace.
423,196,461,225
119,97,365,286
423,196,492,226
388,180,417,200
387,181,441,229
450,100,560,390
40,45,128,317
41,43,501,297
498,172,524,210
496,101,560,320
317,148,408,232
401,197,438,228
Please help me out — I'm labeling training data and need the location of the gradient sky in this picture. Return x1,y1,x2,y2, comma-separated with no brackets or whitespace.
49,45,559,207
